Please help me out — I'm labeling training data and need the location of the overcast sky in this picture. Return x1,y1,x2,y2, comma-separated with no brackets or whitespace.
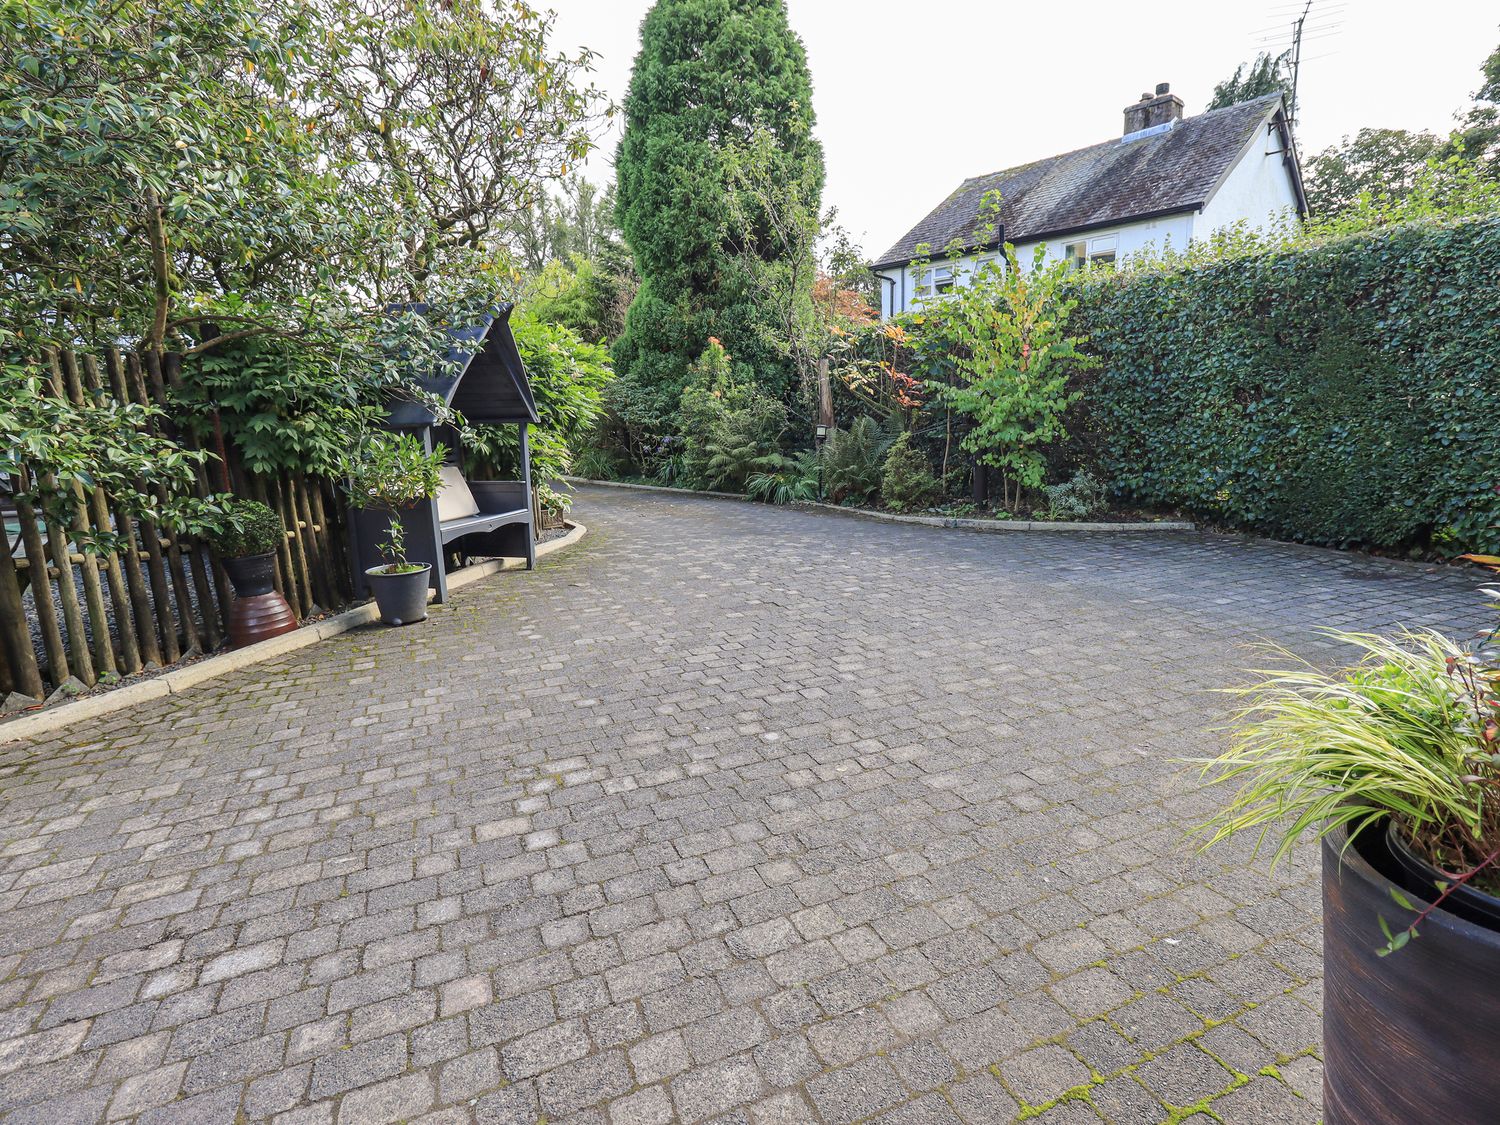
548,1,1498,258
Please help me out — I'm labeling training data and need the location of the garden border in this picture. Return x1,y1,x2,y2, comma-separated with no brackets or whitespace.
0,521,587,745
564,477,1195,533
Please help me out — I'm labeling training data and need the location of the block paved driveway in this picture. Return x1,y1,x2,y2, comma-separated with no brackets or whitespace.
0,485,1486,1125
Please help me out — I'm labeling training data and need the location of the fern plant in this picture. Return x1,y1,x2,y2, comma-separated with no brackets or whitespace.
822,415,894,505
747,450,819,505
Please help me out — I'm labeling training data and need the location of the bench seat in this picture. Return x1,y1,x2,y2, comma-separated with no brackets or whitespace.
439,506,529,544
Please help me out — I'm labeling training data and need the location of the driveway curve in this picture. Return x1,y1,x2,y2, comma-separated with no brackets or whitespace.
0,485,1485,1124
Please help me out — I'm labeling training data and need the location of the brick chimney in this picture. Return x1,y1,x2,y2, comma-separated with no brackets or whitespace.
1123,82,1184,135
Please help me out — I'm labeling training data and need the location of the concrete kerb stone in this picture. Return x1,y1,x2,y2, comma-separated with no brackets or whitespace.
564,477,1194,533
0,520,587,744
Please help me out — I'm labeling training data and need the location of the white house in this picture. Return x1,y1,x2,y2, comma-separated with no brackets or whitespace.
872,84,1307,317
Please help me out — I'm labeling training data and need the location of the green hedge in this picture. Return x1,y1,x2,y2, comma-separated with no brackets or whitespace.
1073,215,1500,553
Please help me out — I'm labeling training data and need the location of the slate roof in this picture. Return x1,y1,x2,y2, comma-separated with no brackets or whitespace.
873,95,1292,268
386,303,539,430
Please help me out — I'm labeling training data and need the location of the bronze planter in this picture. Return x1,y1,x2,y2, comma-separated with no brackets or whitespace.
1323,820,1500,1124
222,553,297,649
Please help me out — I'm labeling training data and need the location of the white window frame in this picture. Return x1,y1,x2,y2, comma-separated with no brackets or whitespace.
913,261,958,303
1063,234,1118,271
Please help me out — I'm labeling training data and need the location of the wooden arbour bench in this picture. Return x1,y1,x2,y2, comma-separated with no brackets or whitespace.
347,304,540,604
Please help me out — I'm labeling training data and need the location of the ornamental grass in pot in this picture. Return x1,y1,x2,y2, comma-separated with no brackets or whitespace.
343,432,443,626
1197,600,1500,1125
204,497,297,648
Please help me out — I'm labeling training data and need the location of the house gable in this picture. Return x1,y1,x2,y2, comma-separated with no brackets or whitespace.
873,93,1297,271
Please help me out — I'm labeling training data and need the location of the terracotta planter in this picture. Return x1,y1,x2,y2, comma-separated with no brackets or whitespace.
222,553,298,649
1323,820,1500,1124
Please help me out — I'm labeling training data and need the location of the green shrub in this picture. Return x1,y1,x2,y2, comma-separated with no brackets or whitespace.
342,432,445,571
747,450,818,505
822,415,893,506
1072,214,1500,553
702,391,787,492
880,433,940,513
204,497,283,558
1040,471,1106,521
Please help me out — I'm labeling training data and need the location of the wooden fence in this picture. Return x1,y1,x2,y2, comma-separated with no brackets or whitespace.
0,348,353,700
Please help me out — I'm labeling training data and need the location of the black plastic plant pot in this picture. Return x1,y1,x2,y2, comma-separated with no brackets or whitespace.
222,552,277,598
365,563,431,626
1384,820,1500,930
1323,820,1500,1124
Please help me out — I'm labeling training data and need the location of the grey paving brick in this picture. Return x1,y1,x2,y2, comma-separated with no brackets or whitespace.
534,1047,632,1117
671,1053,766,1122
806,1055,906,1124
309,1032,407,1098
0,486,1481,1124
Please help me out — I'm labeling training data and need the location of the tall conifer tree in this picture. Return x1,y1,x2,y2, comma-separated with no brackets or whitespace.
613,0,823,417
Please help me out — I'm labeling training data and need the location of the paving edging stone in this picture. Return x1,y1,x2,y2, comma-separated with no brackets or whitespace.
564,477,1194,533
0,521,587,745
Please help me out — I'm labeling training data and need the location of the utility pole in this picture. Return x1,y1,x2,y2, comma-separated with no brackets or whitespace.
1288,0,1313,131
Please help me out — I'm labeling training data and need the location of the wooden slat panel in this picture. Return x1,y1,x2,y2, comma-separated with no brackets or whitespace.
49,351,115,678
0,519,44,698
106,351,164,668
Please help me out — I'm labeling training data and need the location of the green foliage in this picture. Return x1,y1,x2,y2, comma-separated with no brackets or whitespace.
1206,51,1290,111
1450,39,1500,171
1307,128,1446,219
746,449,818,505
613,0,824,413
463,312,612,489
1071,214,1500,553
0,352,213,552
509,176,625,274
527,255,636,345
822,416,893,507
0,0,603,386
879,433,939,513
700,391,788,493
1307,39,1500,221
341,432,444,570
179,335,381,477
926,245,1093,511
1195,628,1498,883
203,497,283,558
1040,471,1105,521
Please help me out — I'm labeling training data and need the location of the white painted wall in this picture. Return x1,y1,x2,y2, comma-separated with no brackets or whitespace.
877,116,1303,318
876,211,1194,317
1197,123,1303,236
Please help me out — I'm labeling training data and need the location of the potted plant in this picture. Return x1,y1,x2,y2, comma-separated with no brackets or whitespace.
1197,604,1500,1124
343,431,444,626
204,496,297,648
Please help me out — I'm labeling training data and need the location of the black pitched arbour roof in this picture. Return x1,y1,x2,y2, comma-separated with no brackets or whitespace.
873,95,1299,269
386,303,539,430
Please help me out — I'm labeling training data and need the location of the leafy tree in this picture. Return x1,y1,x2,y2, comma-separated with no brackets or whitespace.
509,176,625,273
1206,51,1291,111
298,0,606,292
527,256,637,345
1305,128,1444,216
0,0,332,351
1,0,604,353
1307,40,1500,218
613,0,825,419
926,247,1094,511
1447,37,1500,172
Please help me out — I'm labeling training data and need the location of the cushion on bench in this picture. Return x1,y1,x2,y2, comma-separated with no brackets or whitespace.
436,465,480,522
